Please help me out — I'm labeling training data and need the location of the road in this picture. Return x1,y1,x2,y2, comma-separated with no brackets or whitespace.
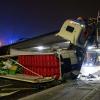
0,78,100,100
0,77,58,100
20,80,100,100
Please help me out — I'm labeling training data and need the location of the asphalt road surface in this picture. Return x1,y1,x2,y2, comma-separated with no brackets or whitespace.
20,80,100,100
0,77,57,100
1,78,100,100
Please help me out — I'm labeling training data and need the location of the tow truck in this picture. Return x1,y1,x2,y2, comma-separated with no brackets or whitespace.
57,11,100,83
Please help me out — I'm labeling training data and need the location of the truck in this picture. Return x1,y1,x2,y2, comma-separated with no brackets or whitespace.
0,12,99,82
57,11,100,82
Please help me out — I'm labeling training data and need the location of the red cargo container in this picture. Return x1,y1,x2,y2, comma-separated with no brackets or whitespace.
18,54,61,79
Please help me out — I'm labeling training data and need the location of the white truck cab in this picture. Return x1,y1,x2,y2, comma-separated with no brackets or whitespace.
57,19,86,46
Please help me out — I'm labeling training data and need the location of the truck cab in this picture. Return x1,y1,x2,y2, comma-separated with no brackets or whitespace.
56,18,87,47
56,16,100,81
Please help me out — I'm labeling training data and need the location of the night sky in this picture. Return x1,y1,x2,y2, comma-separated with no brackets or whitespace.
0,0,99,46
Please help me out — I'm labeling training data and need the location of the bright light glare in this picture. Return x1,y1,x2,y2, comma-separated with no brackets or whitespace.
35,46,44,50
81,24,85,27
84,63,88,66
95,49,100,52
89,63,93,66
79,66,100,76
84,63,93,67
78,66,100,83
87,46,94,50
34,46,49,51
